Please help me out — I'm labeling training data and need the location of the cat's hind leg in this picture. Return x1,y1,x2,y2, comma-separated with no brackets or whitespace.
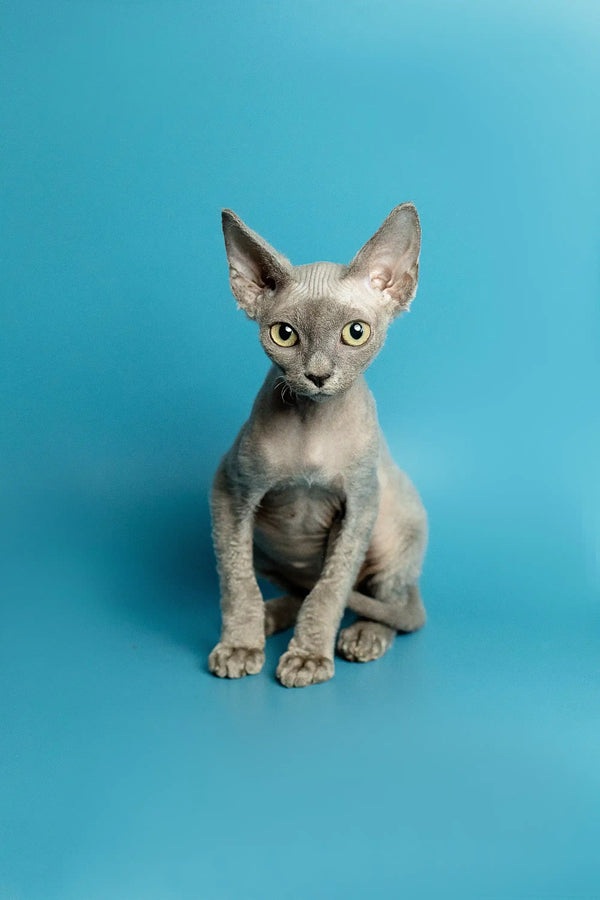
264,595,303,636
337,461,427,663
346,583,426,633
337,584,425,661
337,483,427,664
254,551,307,636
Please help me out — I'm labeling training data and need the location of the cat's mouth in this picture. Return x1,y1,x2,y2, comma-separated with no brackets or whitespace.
276,380,334,402
304,390,331,401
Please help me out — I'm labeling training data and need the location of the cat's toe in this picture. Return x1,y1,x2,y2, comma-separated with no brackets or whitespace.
276,650,334,688
337,621,394,662
208,643,265,678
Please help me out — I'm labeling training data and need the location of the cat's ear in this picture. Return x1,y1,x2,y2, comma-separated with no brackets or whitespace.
347,203,421,315
221,210,293,318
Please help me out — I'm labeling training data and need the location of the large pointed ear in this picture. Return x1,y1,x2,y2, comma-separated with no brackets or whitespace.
221,209,293,318
347,203,421,316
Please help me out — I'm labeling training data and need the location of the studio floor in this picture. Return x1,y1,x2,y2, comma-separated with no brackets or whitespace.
2,481,599,899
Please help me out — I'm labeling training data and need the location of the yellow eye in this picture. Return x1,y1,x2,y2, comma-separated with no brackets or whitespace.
270,322,299,347
341,321,371,346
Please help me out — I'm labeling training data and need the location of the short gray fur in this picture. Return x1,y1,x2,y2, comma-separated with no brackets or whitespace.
209,204,428,688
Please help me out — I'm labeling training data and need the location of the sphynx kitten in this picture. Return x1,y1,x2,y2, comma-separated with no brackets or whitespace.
209,203,428,688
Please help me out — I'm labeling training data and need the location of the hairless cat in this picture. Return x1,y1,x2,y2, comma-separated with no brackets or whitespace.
209,204,428,688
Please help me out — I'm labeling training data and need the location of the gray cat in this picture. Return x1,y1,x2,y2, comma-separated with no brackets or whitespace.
209,204,428,688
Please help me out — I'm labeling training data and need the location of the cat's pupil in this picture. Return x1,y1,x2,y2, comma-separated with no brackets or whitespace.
350,322,363,340
279,324,293,341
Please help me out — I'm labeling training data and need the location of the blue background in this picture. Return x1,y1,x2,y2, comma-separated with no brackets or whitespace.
2,1,599,897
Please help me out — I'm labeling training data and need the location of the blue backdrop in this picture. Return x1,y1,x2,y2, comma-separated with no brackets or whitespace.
2,2,599,898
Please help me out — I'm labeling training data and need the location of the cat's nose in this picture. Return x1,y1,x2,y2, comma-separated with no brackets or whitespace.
305,372,332,388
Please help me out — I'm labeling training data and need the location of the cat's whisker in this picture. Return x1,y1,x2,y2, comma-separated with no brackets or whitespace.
284,381,297,405
273,374,295,405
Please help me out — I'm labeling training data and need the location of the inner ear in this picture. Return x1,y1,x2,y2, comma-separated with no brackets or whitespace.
221,209,293,318
262,273,278,292
347,203,421,315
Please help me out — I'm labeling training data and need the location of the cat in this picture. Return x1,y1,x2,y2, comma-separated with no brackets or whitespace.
209,203,428,688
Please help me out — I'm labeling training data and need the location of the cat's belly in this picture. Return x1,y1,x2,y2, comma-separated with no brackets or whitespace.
253,482,343,590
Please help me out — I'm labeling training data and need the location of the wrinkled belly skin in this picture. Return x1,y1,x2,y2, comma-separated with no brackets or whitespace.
253,483,343,592
253,456,427,597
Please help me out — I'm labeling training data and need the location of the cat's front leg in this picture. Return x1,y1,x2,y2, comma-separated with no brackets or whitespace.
276,477,379,688
208,461,266,679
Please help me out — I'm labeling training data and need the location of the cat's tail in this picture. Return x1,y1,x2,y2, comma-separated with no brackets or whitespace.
347,585,426,633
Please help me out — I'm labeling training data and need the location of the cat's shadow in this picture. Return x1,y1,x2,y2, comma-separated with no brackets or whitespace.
91,478,297,667
88,483,220,660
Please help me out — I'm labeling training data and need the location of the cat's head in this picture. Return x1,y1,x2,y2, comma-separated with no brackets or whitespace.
221,204,421,400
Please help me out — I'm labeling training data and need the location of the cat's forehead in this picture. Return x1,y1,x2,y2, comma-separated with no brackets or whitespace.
293,262,349,297
273,262,379,319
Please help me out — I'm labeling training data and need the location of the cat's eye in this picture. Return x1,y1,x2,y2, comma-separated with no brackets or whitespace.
341,321,371,346
270,322,299,347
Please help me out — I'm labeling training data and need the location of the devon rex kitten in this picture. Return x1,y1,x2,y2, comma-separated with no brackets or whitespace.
209,203,427,688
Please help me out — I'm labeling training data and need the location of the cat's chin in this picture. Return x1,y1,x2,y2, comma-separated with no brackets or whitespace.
296,386,343,402
289,387,328,402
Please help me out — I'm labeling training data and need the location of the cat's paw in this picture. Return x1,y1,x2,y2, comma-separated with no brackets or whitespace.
276,649,334,688
337,621,395,662
208,643,265,679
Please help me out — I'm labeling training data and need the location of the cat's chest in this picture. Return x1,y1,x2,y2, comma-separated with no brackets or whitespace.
254,414,358,484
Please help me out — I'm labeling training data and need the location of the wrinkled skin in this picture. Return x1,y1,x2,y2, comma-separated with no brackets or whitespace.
209,204,428,688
